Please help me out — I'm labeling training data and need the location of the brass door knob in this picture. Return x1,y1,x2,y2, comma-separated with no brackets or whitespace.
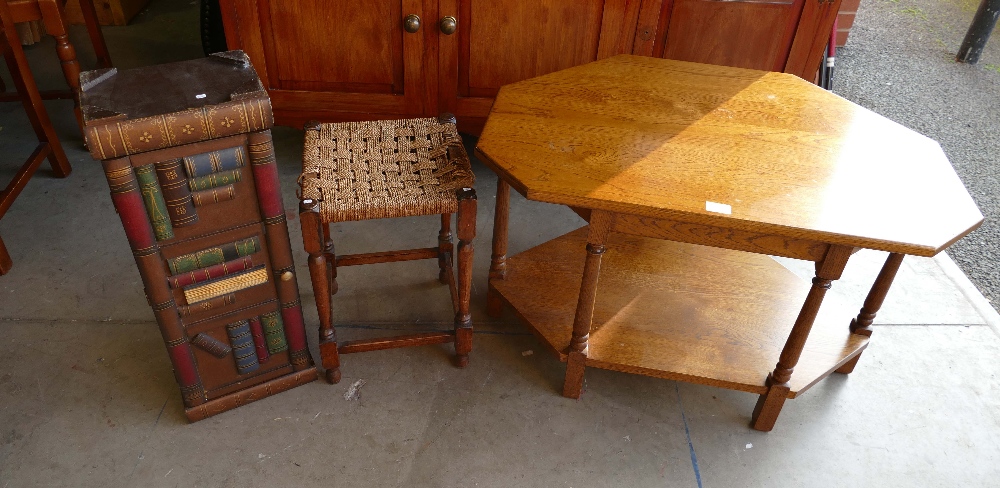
439,16,457,35
403,14,421,33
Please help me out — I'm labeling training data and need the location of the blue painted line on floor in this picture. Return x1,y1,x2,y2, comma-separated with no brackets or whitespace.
675,383,703,488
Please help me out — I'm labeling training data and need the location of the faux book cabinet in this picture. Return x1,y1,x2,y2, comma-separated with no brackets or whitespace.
81,52,317,421
218,0,841,134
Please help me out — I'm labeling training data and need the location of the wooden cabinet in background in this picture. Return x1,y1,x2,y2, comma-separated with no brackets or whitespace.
219,0,840,134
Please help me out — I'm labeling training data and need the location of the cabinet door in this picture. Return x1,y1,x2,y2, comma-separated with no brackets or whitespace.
439,0,641,134
656,0,806,72
222,0,435,127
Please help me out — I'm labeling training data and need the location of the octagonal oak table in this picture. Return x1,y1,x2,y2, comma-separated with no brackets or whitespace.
476,55,983,431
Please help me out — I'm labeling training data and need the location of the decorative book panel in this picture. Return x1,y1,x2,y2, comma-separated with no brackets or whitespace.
183,267,269,304
153,158,198,227
177,293,235,317
134,164,173,241
192,185,237,206
248,316,270,363
189,169,242,191
191,333,232,358
225,320,260,374
261,310,288,354
167,236,260,274
183,146,247,178
168,256,254,288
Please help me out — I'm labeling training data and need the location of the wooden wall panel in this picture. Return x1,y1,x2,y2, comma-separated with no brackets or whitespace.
660,0,804,72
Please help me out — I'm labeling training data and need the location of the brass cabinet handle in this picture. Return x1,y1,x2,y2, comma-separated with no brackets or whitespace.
403,14,421,33
439,15,457,35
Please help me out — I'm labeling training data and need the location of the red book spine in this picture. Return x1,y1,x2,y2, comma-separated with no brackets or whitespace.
248,130,313,371
248,316,270,363
168,256,253,288
103,157,156,253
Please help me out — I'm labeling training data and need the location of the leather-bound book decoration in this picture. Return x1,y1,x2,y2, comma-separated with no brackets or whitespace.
191,333,232,359
183,267,268,304
178,293,235,317
248,315,270,363
189,169,241,191
184,147,246,178
154,158,198,227
134,164,173,241
168,255,253,288
191,184,236,206
225,320,260,374
261,310,288,354
167,236,259,274
82,51,316,422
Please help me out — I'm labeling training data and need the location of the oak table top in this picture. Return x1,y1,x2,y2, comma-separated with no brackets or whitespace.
477,55,982,257
478,55,984,432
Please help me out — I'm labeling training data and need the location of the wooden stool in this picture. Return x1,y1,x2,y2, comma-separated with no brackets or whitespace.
0,0,71,275
1,0,113,130
299,115,477,384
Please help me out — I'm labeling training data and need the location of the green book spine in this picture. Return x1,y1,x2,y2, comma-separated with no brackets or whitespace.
260,310,288,354
134,164,174,241
167,236,260,275
188,169,242,191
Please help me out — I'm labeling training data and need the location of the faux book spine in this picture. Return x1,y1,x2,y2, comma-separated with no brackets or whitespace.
189,169,241,191
154,158,198,227
168,256,253,288
191,184,236,206
134,164,174,241
167,236,260,275
225,320,259,375
183,146,246,178
183,267,268,304
177,293,235,317
260,310,288,354
248,316,270,363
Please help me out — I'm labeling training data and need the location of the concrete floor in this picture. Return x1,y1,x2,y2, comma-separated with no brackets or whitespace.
2,1,1000,486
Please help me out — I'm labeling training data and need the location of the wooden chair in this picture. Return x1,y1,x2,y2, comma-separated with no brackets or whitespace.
0,0,72,274
1,0,112,129
298,115,477,384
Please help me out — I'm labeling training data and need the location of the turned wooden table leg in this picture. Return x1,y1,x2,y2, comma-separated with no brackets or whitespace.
751,245,853,431
454,188,477,367
487,178,510,317
563,210,614,399
301,199,340,384
836,252,905,374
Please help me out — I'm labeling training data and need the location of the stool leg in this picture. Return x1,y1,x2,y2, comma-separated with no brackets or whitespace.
301,200,341,384
454,188,477,367
438,213,453,284
38,0,83,132
324,223,338,296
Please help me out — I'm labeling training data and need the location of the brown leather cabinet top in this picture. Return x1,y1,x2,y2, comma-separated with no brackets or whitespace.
476,55,984,257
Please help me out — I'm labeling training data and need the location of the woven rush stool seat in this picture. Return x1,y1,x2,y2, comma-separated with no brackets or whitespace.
299,115,477,384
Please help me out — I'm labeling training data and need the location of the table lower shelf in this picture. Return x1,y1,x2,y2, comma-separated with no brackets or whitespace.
491,228,868,398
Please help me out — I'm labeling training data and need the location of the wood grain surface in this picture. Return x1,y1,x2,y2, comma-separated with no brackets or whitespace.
477,55,983,257
491,228,868,397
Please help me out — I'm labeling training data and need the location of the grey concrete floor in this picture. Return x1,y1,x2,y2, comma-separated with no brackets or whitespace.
2,1,1000,486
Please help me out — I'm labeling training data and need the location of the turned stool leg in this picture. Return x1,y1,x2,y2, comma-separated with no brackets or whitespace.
38,0,83,131
563,210,614,399
301,199,341,384
438,213,454,284
836,253,905,374
453,188,477,367
487,178,510,317
751,245,853,431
